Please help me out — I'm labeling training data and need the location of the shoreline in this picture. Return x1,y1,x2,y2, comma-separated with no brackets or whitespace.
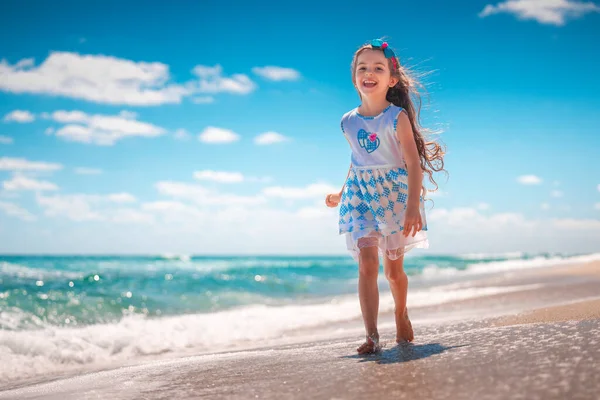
2,259,600,398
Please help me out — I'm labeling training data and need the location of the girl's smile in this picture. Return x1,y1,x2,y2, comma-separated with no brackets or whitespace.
354,49,395,96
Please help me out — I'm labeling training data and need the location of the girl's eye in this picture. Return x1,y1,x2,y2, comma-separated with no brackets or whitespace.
358,67,366,71
376,67,383,71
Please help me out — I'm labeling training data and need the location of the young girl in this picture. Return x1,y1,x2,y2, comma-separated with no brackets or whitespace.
325,39,445,354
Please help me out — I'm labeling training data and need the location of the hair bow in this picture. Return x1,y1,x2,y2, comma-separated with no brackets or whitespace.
370,39,398,70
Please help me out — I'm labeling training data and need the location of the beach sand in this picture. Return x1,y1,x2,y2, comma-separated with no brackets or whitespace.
1,261,599,400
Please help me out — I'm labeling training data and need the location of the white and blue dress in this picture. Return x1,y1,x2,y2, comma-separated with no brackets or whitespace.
339,104,429,261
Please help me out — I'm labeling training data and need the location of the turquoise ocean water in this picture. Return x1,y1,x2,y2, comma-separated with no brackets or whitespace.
0,253,549,329
1,252,597,384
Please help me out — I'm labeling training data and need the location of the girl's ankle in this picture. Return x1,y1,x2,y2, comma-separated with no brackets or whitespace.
367,332,379,340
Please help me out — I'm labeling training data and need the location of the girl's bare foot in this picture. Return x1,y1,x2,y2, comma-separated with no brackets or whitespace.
357,334,381,354
395,308,414,343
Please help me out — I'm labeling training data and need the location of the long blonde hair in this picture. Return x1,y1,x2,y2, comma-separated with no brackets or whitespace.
351,42,447,194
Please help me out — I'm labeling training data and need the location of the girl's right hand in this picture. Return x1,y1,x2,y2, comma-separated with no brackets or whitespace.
325,193,341,208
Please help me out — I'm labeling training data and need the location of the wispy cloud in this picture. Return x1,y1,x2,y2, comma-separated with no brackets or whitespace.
254,131,290,145
36,192,137,221
192,64,256,95
156,180,266,206
193,170,271,184
3,110,35,123
551,190,563,197
194,170,245,183
198,126,240,144
0,157,62,172
46,110,166,145
517,174,542,185
252,66,301,81
477,202,491,210
173,128,191,141
479,0,600,26
191,96,215,104
0,200,36,221
552,218,600,229
262,183,338,199
3,175,58,191
0,135,13,144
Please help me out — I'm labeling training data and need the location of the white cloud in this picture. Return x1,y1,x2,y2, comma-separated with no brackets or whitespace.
174,128,191,141
198,126,240,144
597,184,600,192
3,110,35,123
191,64,256,95
156,180,266,206
541,203,551,210
594,203,600,210
3,175,58,191
110,209,154,224
191,96,215,104
428,207,534,229
0,135,13,144
142,200,206,222
0,53,260,106
0,52,190,106
106,193,137,203
425,206,600,254
36,192,138,221
552,218,600,230
551,190,563,197
74,167,102,175
194,170,244,183
252,66,301,81
49,110,166,145
0,157,62,172
7,186,600,254
155,181,210,200
254,131,290,145
263,183,338,199
247,176,273,184
476,202,490,210
517,175,542,185
0,200,36,221
51,110,89,123
479,0,600,26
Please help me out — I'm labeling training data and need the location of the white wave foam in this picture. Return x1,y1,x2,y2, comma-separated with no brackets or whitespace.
465,253,600,275
418,253,600,280
160,253,191,262
0,283,538,384
460,251,525,260
0,262,83,280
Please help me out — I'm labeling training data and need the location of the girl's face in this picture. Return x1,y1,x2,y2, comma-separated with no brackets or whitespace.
354,49,397,99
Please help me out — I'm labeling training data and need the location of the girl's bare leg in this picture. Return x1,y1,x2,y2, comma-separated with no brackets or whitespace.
384,254,414,343
356,243,381,354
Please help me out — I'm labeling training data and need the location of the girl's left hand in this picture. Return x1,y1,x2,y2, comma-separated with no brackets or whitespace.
403,205,423,237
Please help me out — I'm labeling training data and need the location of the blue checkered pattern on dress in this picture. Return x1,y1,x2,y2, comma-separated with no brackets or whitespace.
338,166,426,237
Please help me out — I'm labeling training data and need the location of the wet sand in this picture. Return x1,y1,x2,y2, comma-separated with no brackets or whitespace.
2,260,599,400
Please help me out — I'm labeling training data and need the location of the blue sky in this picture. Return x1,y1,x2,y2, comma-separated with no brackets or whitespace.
0,0,599,255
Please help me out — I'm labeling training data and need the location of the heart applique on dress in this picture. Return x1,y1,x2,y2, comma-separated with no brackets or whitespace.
357,129,380,153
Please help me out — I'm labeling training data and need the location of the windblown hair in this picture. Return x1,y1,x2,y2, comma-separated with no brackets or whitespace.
351,42,447,195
